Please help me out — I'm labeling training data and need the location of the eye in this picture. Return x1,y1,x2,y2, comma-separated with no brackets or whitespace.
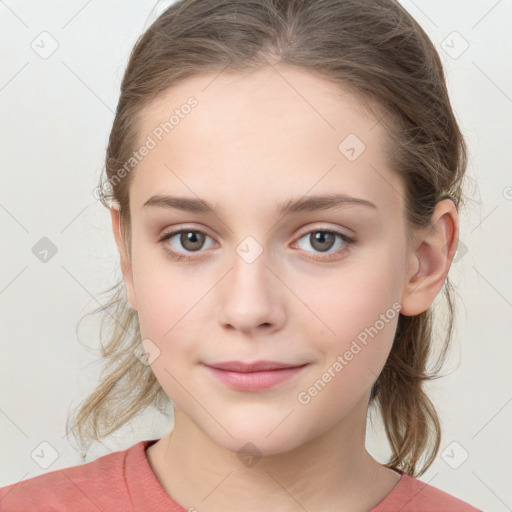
159,228,216,261
293,228,355,260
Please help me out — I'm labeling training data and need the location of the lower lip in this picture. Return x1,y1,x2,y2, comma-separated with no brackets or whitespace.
204,364,309,391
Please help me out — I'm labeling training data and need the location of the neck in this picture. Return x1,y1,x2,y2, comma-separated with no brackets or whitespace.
146,396,401,512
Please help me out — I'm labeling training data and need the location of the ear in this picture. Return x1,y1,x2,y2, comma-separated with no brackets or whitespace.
400,198,459,316
110,203,138,311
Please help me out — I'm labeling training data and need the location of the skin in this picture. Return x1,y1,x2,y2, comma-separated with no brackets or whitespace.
110,64,459,512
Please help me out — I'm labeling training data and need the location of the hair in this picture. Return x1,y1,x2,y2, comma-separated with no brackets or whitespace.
66,0,468,478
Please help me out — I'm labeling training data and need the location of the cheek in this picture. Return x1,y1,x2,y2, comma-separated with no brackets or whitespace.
293,241,405,388
293,285,400,423
299,243,404,338
130,245,206,363
131,259,208,405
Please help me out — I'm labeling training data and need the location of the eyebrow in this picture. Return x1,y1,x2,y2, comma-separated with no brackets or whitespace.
142,193,377,217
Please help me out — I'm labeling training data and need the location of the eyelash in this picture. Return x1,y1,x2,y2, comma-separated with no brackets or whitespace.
158,227,355,262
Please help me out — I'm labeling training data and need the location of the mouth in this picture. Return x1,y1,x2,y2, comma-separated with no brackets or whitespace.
202,360,310,391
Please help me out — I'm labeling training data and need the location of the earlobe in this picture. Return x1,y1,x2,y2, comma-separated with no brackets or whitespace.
110,204,138,311
400,199,459,316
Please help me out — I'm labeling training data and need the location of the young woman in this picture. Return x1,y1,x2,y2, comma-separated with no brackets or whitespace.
0,0,482,510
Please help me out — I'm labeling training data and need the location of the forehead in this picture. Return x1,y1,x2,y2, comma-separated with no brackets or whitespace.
130,65,404,219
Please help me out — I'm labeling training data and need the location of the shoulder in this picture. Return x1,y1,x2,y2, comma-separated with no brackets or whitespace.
0,440,150,512
371,471,483,512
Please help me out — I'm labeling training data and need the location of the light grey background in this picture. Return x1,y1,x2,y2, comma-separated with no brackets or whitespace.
1,1,511,510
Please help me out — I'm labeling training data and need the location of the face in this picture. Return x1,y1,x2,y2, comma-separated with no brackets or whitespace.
114,65,418,456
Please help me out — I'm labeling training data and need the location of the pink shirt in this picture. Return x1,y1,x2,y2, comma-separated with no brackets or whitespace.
0,439,482,511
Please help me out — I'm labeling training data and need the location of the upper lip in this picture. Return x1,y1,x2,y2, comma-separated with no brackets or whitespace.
204,360,308,372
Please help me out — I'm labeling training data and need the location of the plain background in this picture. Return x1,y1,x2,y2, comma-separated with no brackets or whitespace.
0,1,511,510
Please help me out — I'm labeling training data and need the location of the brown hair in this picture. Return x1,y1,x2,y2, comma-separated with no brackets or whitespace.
66,0,467,477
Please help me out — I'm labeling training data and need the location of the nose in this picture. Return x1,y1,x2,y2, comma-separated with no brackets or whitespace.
216,252,286,336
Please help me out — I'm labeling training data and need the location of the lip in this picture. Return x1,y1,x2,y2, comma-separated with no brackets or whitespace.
203,360,309,391
207,360,306,372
